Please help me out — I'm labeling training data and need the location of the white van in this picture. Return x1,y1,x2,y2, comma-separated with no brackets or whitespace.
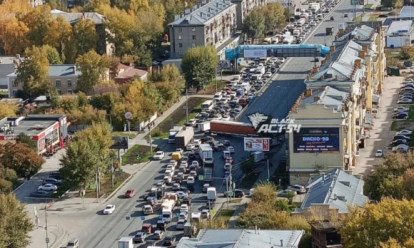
214,93,222,101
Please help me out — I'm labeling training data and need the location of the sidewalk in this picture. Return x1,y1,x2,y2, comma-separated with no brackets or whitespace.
361,0,381,21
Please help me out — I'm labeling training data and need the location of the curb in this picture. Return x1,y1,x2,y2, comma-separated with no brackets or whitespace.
12,180,27,193
51,228,67,248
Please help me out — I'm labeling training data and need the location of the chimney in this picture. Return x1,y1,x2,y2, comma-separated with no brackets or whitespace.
72,66,77,74
314,96,320,101
363,46,368,52
358,50,365,58
321,59,326,65
305,89,312,96
355,59,361,69
280,240,284,247
330,45,335,52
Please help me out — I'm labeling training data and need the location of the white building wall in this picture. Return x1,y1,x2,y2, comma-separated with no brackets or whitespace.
386,35,411,48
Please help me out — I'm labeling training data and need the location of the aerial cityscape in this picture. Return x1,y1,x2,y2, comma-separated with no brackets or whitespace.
0,0,413,247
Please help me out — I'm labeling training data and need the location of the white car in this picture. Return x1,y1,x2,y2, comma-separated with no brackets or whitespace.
375,149,383,157
227,146,235,153
153,230,164,240
287,185,307,194
103,205,116,214
153,151,165,160
180,204,189,213
38,184,57,191
187,119,196,126
187,176,195,184
394,107,408,112
392,144,409,152
264,72,272,78
398,130,413,135
186,143,195,151
176,148,184,155
176,191,188,199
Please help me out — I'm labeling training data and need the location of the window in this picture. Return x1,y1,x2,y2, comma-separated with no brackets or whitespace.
57,90,62,95
179,43,183,48
67,79,72,87
192,27,196,32
12,79,17,87
178,35,182,40
55,80,61,87
192,35,196,40
12,90,17,97
179,28,183,32
192,43,196,47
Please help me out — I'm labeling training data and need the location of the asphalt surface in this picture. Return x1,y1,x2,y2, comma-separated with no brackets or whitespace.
238,0,362,124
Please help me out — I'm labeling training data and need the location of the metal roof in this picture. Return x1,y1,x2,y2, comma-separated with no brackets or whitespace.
8,65,81,77
169,0,235,26
398,6,414,19
300,86,349,111
295,169,368,214
386,20,413,36
177,229,304,248
51,11,104,25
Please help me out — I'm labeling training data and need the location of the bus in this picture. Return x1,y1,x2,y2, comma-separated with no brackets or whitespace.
202,100,214,111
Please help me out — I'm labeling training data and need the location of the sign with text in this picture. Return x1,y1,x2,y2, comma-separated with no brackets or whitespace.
293,127,340,153
243,137,270,151
244,49,267,58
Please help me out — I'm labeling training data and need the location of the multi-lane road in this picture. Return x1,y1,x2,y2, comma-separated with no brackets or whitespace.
238,0,363,123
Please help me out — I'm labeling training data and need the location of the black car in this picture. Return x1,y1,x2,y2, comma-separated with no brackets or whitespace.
271,67,277,73
49,172,61,180
163,235,176,246
391,139,408,146
393,113,408,119
30,191,51,197
394,135,410,140
234,189,245,198
42,178,62,186
344,13,348,17
157,220,168,231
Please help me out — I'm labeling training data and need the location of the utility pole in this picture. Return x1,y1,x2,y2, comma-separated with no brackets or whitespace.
185,85,189,123
45,205,49,248
149,123,153,155
267,159,270,181
111,159,114,188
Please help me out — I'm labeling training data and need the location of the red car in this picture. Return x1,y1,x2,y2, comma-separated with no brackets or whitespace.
225,157,234,164
125,190,136,198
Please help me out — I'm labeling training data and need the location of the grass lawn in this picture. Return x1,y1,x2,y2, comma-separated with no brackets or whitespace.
385,48,402,59
364,4,373,9
353,14,363,22
149,97,210,139
112,131,137,139
408,106,414,121
239,172,260,189
229,198,243,204
391,121,398,131
84,172,130,198
216,209,235,223
368,15,378,21
122,145,155,165
198,80,228,95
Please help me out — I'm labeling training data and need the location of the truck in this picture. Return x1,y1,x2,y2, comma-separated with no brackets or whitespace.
255,66,265,75
207,187,217,201
210,120,256,136
118,237,133,248
168,126,183,143
175,127,194,149
309,2,320,12
282,36,295,44
203,167,213,184
326,27,333,35
199,143,214,167
161,193,177,208
197,122,210,132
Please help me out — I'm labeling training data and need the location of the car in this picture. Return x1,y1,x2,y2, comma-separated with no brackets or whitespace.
201,209,210,219
42,178,62,186
379,14,388,17
287,185,307,194
344,13,348,17
191,161,199,169
124,189,135,198
133,232,147,243
163,176,172,184
224,189,244,197
186,119,196,126
163,235,176,246
176,148,184,155
277,190,297,197
330,16,334,20
375,149,384,157
48,172,61,180
401,87,414,92
180,204,189,213
186,143,195,151
393,113,409,119
176,191,188,199
30,191,51,197
153,230,164,240
314,57,320,62
392,144,410,153
187,176,195,184
189,170,197,177
202,183,210,193
398,130,413,135
38,184,57,191
397,99,412,104
103,205,116,214
172,183,181,191
264,72,272,78
227,146,235,153
394,134,411,140
153,151,165,160
225,157,234,164
176,219,186,230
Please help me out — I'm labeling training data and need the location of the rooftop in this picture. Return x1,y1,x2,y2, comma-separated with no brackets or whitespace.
337,24,376,42
51,11,104,25
0,115,65,137
299,86,349,111
169,0,235,26
115,64,147,79
386,20,413,36
176,229,304,248
295,169,368,214
398,6,414,19
8,64,81,77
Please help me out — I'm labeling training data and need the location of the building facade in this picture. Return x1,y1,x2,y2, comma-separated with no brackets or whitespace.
385,20,413,48
231,0,267,30
169,0,238,59
7,65,81,97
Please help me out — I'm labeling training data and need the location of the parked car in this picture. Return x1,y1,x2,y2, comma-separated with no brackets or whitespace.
391,139,407,146
392,144,410,153
394,135,411,140
277,190,297,197
398,130,413,135
375,149,384,157
124,189,135,198
38,184,57,191
48,172,61,180
153,151,165,160
42,178,62,186
30,191,51,197
393,112,409,118
287,185,307,194
103,205,116,214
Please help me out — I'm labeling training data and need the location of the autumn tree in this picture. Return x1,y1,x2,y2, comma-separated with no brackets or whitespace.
341,198,414,248
73,18,98,55
0,103,16,119
242,7,265,39
263,3,285,32
44,15,73,58
44,45,62,64
0,143,44,177
22,5,53,47
16,133,36,150
76,50,110,93
0,194,33,248
150,64,184,106
181,46,217,90
0,167,17,194
16,46,50,97
1,17,29,55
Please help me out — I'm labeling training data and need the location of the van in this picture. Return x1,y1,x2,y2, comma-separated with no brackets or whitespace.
67,239,80,248
171,152,182,161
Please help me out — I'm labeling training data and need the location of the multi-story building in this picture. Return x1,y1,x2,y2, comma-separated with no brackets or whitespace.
51,11,115,55
7,65,81,97
168,0,238,59
231,0,267,30
287,24,385,184
29,0,43,8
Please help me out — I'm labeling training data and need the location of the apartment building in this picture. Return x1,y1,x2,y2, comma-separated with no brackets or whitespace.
231,0,267,30
168,0,238,59
51,10,115,55
7,65,81,97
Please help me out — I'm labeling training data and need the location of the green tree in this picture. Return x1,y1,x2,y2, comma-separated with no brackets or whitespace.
76,50,110,93
22,5,52,47
381,0,403,8
90,93,119,114
73,18,98,55
44,45,62,64
181,45,217,90
16,133,36,150
44,15,73,57
16,46,50,97
263,3,285,32
242,7,265,39
341,198,414,248
0,194,33,248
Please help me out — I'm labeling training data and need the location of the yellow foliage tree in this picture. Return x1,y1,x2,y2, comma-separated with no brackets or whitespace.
0,103,17,119
1,17,29,55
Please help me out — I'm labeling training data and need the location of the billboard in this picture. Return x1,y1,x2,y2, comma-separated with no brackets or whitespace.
244,49,267,58
293,128,340,153
110,136,129,150
244,137,270,151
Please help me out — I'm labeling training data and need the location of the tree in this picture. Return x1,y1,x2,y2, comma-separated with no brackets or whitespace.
129,0,150,14
0,194,33,248
242,7,265,39
44,45,62,64
73,18,98,55
16,46,50,97
1,17,29,55
16,133,36,150
0,143,44,176
0,103,16,119
341,198,414,248
181,46,217,90
44,15,73,56
263,3,285,32
22,5,53,47
76,50,110,93
381,0,403,8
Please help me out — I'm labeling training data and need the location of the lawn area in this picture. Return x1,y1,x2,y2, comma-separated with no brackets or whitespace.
368,15,378,21
229,198,243,203
122,145,155,165
198,80,228,95
149,97,210,139
84,171,130,198
408,106,414,122
216,209,235,223
391,121,398,131
239,172,260,189
364,4,373,9
385,48,402,59
353,14,363,22
112,131,137,139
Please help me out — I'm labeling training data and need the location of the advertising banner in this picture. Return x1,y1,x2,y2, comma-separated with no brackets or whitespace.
293,128,340,153
244,49,267,58
244,137,270,151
